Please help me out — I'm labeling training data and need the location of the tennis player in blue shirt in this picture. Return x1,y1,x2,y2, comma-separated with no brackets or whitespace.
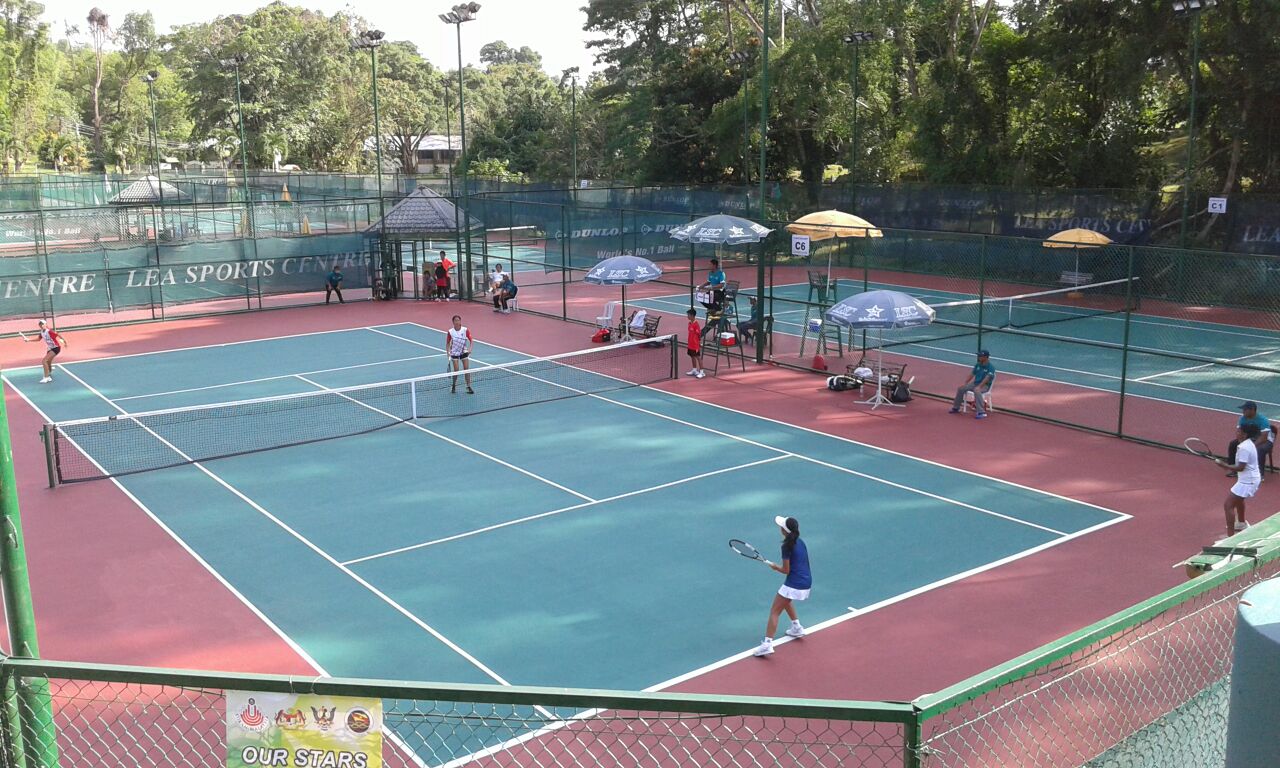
753,515,811,657
950,349,995,419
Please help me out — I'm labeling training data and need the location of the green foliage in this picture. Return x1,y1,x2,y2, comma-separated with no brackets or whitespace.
0,0,1274,209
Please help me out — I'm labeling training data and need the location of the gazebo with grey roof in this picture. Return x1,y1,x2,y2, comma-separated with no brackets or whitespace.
364,186,484,299
108,175,191,242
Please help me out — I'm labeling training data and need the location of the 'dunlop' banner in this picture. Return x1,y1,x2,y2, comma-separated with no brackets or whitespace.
227,691,382,768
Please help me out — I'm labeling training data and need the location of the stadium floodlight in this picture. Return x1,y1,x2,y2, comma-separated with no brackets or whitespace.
352,30,387,224
440,3,482,210
1172,0,1217,246
842,32,876,187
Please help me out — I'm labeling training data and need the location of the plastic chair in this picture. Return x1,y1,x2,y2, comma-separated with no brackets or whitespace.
962,382,995,414
596,301,618,329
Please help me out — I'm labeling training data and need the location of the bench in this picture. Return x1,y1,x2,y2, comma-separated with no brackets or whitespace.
630,314,662,340
848,355,908,393
1059,270,1094,287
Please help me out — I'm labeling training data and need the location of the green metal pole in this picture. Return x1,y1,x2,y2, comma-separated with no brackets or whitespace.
741,67,750,185
371,46,385,226
851,44,859,190
1179,12,1200,249
146,80,164,274
755,1,769,365
456,23,471,292
570,75,578,190
0,369,60,767
1115,245,1136,436
233,65,259,271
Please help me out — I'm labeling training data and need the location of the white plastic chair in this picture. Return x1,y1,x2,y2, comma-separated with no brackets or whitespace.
962,382,995,413
596,301,617,328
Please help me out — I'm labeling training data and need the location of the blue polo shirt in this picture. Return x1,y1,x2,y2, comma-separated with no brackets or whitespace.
971,360,996,387
500,278,517,296
326,270,343,287
781,538,812,590
1239,414,1271,437
706,269,726,287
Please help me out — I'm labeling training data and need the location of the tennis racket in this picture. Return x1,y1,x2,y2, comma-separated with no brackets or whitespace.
1184,437,1217,461
17,330,28,341
729,539,774,567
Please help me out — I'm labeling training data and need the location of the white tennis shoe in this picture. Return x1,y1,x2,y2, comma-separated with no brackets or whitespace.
1234,520,1250,532
685,369,699,376
39,377,51,384
752,641,773,657
786,623,806,638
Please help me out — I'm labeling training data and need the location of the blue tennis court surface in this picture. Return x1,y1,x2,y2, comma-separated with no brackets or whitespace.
630,280,1280,413
5,323,1126,700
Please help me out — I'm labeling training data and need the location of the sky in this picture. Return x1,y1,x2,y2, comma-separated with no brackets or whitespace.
36,0,602,78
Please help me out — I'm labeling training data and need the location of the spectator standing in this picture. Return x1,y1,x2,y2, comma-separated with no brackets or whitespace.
324,265,344,304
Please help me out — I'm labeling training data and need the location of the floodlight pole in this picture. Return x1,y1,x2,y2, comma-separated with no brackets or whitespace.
729,50,752,185
843,32,873,198
142,71,164,231
221,54,260,272
353,31,387,226
755,0,769,364
441,4,480,298
1176,1,1213,248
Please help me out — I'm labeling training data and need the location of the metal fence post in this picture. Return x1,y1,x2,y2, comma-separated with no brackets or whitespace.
1116,245,1136,436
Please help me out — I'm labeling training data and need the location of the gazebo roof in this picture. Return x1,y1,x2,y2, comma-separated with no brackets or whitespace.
364,186,483,237
108,175,187,205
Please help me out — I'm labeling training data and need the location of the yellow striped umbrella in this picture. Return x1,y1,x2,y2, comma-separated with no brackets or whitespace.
785,210,883,241
1043,228,1111,284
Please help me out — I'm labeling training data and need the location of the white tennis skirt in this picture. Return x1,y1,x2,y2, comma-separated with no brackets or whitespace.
778,585,810,601
1231,480,1260,499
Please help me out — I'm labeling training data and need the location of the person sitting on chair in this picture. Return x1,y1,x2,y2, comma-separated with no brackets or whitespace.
1227,401,1273,478
949,350,996,420
490,264,508,294
698,258,726,316
492,273,518,313
738,296,762,344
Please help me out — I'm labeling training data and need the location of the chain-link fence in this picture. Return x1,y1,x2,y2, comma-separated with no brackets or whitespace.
2,545,1275,767
452,194,1280,454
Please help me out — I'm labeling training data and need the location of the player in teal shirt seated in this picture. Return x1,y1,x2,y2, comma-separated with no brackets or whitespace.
950,349,996,419
1227,401,1273,477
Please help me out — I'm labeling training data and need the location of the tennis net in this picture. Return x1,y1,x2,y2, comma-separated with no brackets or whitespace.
931,277,1139,332
44,334,678,485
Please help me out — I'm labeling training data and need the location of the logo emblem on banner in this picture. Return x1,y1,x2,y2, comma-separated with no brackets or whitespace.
227,691,382,768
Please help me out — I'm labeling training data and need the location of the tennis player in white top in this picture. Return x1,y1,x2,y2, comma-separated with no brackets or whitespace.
1215,423,1264,538
445,315,474,394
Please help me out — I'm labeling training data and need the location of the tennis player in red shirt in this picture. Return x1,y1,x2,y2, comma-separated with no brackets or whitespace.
685,308,704,378
23,320,67,383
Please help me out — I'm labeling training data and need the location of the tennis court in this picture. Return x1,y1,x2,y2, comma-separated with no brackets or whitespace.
5,321,1125,757
628,277,1280,414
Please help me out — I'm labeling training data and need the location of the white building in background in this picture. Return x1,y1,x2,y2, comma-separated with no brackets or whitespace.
364,135,462,174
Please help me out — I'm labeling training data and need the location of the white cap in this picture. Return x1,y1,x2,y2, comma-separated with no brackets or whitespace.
775,515,789,530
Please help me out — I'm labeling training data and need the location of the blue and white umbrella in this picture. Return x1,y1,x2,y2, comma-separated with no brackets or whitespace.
583,255,663,336
824,290,936,330
583,255,663,286
824,290,935,408
668,214,773,245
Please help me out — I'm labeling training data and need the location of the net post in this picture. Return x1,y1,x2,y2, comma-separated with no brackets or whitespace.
1115,246,1136,436
0,371,59,767
38,427,54,489
410,381,418,421
670,333,678,379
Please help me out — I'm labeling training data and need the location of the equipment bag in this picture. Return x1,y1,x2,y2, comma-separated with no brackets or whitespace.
592,328,612,343
890,380,913,402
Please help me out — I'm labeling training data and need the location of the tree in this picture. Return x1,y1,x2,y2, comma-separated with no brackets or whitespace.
85,6,110,162
374,41,442,175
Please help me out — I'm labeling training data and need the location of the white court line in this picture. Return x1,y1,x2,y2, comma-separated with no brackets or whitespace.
343,456,790,565
404,322,1129,519
291,373,594,502
377,324,1072,535
1133,347,1280,382
53,364,532,704
644,513,1129,694
3,375,428,766
4,324,409,374
113,352,445,402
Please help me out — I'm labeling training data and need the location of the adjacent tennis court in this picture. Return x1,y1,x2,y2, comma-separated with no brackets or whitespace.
628,278,1280,413
6,321,1124,715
